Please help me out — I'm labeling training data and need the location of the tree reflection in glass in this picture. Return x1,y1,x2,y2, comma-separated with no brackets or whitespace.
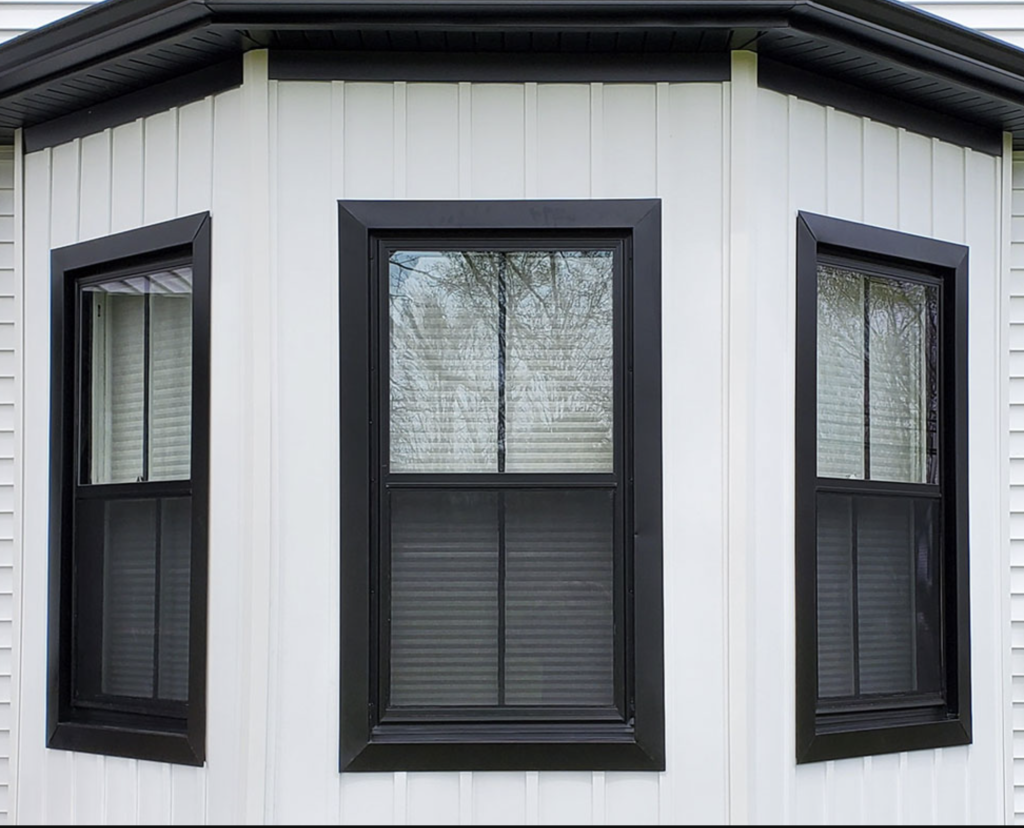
816,264,938,484
389,250,614,474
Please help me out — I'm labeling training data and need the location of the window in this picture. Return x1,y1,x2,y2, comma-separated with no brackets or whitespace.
339,200,664,771
795,211,970,764
48,214,210,765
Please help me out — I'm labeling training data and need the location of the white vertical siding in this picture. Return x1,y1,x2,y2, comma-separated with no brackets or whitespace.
16,83,254,824
9,62,1010,824
270,79,730,825
745,81,1006,824
0,1,97,44
1009,151,1024,824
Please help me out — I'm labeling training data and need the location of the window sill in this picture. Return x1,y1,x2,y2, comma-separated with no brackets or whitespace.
342,721,664,772
797,716,971,764
48,716,203,766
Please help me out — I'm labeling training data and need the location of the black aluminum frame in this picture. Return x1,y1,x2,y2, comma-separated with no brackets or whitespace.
339,199,664,772
794,211,971,764
48,213,211,766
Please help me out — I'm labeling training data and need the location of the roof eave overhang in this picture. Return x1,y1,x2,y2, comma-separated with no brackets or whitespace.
2,0,1023,151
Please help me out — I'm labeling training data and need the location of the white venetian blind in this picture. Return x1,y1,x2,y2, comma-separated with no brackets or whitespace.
86,268,193,483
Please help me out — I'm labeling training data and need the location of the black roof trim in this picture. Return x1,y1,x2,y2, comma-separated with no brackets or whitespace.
1,0,1024,149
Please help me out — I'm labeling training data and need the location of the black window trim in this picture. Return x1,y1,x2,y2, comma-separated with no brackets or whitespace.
794,210,971,764
339,199,664,772
48,212,211,766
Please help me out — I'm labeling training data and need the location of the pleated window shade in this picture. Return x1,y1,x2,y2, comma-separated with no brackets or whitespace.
815,264,942,702
80,268,194,703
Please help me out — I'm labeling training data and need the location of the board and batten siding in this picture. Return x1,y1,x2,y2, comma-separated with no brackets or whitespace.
16,79,262,823
269,77,729,825
739,66,1007,824
9,52,1012,824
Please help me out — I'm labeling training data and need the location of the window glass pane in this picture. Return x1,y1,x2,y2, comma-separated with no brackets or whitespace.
817,266,865,479
816,265,937,483
82,269,193,484
816,494,941,700
390,253,500,473
505,252,613,472
389,490,500,706
74,497,192,702
868,278,938,483
389,250,613,474
505,490,615,706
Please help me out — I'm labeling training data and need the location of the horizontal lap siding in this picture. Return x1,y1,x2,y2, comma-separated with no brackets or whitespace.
17,89,248,824
270,79,729,824
0,1,96,44
1011,152,1024,825
752,85,1005,824
0,145,12,827
906,2,1024,48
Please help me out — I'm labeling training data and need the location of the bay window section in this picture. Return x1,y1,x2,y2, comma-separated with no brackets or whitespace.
49,213,210,766
795,211,970,764
339,199,664,772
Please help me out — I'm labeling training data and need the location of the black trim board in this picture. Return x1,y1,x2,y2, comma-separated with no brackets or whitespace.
269,50,730,83
24,58,242,153
759,57,1003,157
339,198,664,773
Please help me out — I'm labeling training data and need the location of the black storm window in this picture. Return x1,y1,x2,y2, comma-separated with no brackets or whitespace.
795,212,970,764
340,200,664,772
48,214,210,765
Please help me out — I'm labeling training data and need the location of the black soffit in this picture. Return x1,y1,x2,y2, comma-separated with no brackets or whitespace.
2,0,1024,151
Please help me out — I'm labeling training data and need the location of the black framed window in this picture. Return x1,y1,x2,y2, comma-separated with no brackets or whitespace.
795,211,970,764
340,200,663,772
48,214,210,765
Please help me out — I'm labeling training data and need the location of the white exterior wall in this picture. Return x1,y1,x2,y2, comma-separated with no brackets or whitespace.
9,52,1012,824
740,68,1008,825
269,76,730,825
0,1,97,44
906,2,1024,48
16,70,262,824
0,145,16,827
1009,151,1024,824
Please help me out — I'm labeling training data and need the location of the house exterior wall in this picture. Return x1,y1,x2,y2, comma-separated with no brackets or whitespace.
1009,151,1024,824
17,84,253,824
743,77,1007,825
11,50,1010,824
906,1,1024,47
0,1,96,44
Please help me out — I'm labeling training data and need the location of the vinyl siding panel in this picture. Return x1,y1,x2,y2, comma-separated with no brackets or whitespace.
269,79,729,825
0,1,97,44
1009,151,1024,825
750,81,1005,825
906,1,1024,48
0,145,14,827
17,86,248,824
